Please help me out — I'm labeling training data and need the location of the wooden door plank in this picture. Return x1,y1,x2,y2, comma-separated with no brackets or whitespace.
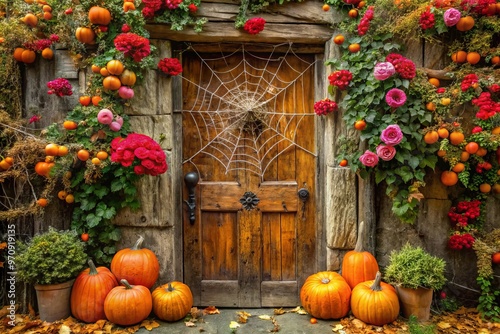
269,213,282,281
257,181,298,212
281,213,297,281
201,280,239,307
200,182,242,211
202,212,238,280
262,214,272,281
261,281,299,307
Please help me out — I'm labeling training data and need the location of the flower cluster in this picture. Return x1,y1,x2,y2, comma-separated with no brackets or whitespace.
448,232,475,250
243,17,266,35
386,53,416,80
157,57,183,76
472,92,500,120
461,73,479,92
47,78,73,97
141,0,163,19
358,6,375,36
166,0,183,10
359,124,403,167
114,33,151,62
328,70,352,90
110,134,168,176
419,7,435,30
448,199,481,228
314,98,338,116
460,0,496,15
24,35,59,51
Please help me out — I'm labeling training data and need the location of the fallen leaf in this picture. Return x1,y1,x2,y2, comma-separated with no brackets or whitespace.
140,319,160,330
0,242,7,250
0,261,4,268
59,324,71,334
203,306,220,315
288,306,308,315
0,306,9,319
332,323,344,332
28,303,36,317
185,321,196,327
237,311,251,323
229,321,240,329
351,318,366,329
258,315,272,320
274,308,286,315
437,321,451,329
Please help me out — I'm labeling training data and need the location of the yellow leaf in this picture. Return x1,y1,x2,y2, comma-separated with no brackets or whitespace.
229,321,240,329
59,324,71,334
331,324,344,332
437,321,451,329
203,306,220,315
258,315,272,320
141,319,160,331
274,308,286,315
185,321,197,327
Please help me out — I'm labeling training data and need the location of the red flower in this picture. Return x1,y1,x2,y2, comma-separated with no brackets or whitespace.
357,6,374,36
314,98,338,116
243,17,266,35
328,70,352,90
111,133,168,176
47,78,73,97
165,0,182,10
419,8,435,30
114,33,151,62
157,57,183,76
188,3,198,12
448,233,475,250
461,73,479,92
29,115,41,124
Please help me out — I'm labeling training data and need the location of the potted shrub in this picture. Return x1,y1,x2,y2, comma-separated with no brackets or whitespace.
15,227,87,322
383,243,446,321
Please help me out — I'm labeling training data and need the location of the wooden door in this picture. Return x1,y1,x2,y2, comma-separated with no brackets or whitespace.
182,46,317,307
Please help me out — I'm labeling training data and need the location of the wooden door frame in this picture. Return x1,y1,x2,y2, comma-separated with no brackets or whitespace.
170,41,328,291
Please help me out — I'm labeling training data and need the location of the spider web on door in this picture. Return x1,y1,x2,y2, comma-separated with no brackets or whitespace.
181,42,317,180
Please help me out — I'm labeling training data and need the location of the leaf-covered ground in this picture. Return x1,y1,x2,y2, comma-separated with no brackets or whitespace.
1,305,499,333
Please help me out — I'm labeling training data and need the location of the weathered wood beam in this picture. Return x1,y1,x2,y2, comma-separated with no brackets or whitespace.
146,22,334,44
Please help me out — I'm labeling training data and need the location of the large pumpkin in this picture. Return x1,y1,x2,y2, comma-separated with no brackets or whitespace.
120,69,137,86
71,259,118,323
341,221,379,289
110,235,160,289
350,271,400,326
152,281,193,322
88,6,111,25
300,271,351,319
104,279,152,326
103,75,121,91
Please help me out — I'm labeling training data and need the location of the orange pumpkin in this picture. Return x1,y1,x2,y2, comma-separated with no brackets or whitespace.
21,49,36,64
103,76,122,91
110,235,160,289
106,60,124,75
341,221,379,289
449,131,464,145
440,170,458,186
300,271,351,319
456,16,474,31
104,279,152,326
120,69,137,86
71,260,118,323
88,6,111,25
13,48,25,62
41,48,53,60
75,27,96,44
22,13,38,27
152,282,193,322
350,271,399,326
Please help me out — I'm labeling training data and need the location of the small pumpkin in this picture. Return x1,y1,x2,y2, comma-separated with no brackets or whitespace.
110,235,160,289
120,69,137,86
106,60,124,76
341,221,379,289
103,75,122,91
88,6,111,25
350,271,399,326
71,259,118,323
75,27,95,44
21,49,36,64
300,271,351,320
13,48,25,62
152,281,193,322
104,279,152,326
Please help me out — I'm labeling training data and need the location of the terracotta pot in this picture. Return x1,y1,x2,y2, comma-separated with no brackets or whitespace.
395,286,433,321
34,279,74,322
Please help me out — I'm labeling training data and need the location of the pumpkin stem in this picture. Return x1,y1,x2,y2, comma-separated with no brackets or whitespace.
370,271,383,291
167,282,175,292
88,259,98,275
320,278,330,284
131,235,144,250
121,279,133,289
354,221,366,252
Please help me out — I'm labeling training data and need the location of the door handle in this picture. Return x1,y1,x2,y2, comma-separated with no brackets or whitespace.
184,172,199,224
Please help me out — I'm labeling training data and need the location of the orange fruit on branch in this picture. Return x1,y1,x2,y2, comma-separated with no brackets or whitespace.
440,171,458,186
424,131,439,144
449,131,464,145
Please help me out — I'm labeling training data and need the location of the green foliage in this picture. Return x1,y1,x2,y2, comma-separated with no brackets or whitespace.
15,228,87,285
235,0,302,28
476,276,500,323
407,315,437,334
384,243,447,291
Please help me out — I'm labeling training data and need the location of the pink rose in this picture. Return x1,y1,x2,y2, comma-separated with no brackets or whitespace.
376,144,397,161
443,8,461,27
373,62,396,80
359,150,379,167
380,124,403,146
385,88,407,108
